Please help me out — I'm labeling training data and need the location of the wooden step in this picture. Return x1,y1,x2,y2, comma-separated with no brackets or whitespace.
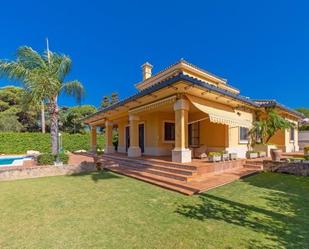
103,158,197,176
243,163,263,170
103,159,195,182
117,162,194,182
106,166,199,195
190,167,260,193
100,154,197,171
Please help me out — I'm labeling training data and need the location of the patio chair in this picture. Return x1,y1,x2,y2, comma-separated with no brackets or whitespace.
193,145,208,159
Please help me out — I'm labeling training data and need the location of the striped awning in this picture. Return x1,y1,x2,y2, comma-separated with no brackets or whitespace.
187,95,252,128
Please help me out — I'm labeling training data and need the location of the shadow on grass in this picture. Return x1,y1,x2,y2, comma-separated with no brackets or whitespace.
176,173,309,249
67,170,123,183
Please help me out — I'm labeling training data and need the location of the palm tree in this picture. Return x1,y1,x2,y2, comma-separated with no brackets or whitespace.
0,46,84,155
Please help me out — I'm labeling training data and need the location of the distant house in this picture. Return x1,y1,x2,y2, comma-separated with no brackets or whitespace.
84,60,303,163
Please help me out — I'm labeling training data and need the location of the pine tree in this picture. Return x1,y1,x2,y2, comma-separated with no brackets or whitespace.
100,95,110,108
111,92,119,105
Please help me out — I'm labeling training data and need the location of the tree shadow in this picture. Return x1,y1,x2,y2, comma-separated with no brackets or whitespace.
67,170,122,183
176,173,309,248
90,170,123,182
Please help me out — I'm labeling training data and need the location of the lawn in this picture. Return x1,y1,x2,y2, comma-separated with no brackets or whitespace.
0,172,308,249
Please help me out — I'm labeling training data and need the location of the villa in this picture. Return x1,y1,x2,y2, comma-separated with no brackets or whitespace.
84,59,302,164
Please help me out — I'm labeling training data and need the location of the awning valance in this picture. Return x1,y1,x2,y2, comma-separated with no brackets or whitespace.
187,95,252,128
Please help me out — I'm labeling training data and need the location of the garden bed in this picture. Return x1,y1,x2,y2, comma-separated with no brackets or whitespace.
263,160,309,176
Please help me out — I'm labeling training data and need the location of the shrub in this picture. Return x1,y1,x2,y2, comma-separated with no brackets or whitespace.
37,152,69,165
37,153,55,165
304,146,309,154
59,153,69,164
0,132,104,154
208,152,221,157
247,151,258,154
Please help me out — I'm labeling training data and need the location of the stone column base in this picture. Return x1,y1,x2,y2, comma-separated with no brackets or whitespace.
104,146,115,154
128,146,142,157
172,148,192,163
117,145,126,153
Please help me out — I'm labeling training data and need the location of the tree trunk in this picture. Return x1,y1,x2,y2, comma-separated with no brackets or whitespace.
41,101,46,133
50,96,59,155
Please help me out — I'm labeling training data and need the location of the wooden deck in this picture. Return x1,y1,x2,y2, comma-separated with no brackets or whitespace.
94,153,263,195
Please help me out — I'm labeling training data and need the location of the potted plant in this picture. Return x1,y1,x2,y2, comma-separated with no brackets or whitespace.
208,152,221,162
253,143,277,157
304,146,309,157
270,148,282,162
257,151,266,158
246,151,258,159
229,153,237,160
221,151,229,161
249,109,293,157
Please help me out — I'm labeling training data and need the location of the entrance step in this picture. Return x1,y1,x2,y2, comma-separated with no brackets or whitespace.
102,158,196,182
95,154,260,195
243,159,264,170
106,165,199,195
100,154,198,171
189,167,260,193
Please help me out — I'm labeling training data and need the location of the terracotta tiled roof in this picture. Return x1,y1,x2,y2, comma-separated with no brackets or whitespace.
84,73,259,122
254,100,304,118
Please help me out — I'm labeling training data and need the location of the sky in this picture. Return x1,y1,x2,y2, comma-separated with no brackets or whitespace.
0,0,308,109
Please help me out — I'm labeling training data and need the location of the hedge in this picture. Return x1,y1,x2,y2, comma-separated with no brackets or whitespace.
37,153,69,165
0,132,104,154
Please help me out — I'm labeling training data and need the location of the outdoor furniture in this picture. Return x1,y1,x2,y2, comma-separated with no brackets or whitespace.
193,145,208,159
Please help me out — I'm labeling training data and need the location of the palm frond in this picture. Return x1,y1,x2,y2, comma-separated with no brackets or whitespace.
17,46,46,69
61,80,85,104
0,61,28,81
56,55,72,81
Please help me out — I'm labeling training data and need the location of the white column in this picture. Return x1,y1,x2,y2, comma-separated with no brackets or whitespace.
91,126,97,153
128,115,142,157
172,99,192,163
105,120,115,154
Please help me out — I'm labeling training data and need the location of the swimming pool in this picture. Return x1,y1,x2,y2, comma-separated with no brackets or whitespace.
0,156,31,167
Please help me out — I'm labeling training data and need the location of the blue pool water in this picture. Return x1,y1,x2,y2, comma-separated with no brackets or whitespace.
0,156,26,166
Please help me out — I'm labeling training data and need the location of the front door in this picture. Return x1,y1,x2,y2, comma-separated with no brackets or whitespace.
138,124,145,153
125,126,130,152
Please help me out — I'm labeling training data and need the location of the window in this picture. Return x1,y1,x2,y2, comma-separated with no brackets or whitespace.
189,122,200,147
239,127,249,142
290,127,295,141
164,122,175,141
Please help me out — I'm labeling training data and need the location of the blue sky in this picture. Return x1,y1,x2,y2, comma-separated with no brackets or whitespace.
0,0,308,108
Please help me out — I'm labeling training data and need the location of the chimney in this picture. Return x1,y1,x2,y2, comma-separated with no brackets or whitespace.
141,62,153,80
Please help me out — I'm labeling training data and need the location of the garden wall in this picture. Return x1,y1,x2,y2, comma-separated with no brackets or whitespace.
0,162,97,181
263,160,309,176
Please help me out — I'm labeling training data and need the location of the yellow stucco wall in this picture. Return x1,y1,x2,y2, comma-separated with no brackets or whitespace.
199,119,227,148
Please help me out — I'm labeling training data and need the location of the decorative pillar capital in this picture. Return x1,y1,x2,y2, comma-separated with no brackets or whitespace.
129,115,140,121
105,120,113,127
174,99,189,111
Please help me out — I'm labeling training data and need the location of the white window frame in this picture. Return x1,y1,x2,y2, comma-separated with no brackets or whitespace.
289,127,295,142
239,127,249,144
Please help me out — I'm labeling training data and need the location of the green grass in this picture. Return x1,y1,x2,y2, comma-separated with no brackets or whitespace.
0,172,308,249
0,132,104,154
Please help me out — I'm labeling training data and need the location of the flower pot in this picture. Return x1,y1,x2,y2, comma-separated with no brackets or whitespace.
221,153,229,161
270,149,282,162
246,152,258,159
229,153,237,160
209,155,221,162
258,151,266,158
253,144,277,157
